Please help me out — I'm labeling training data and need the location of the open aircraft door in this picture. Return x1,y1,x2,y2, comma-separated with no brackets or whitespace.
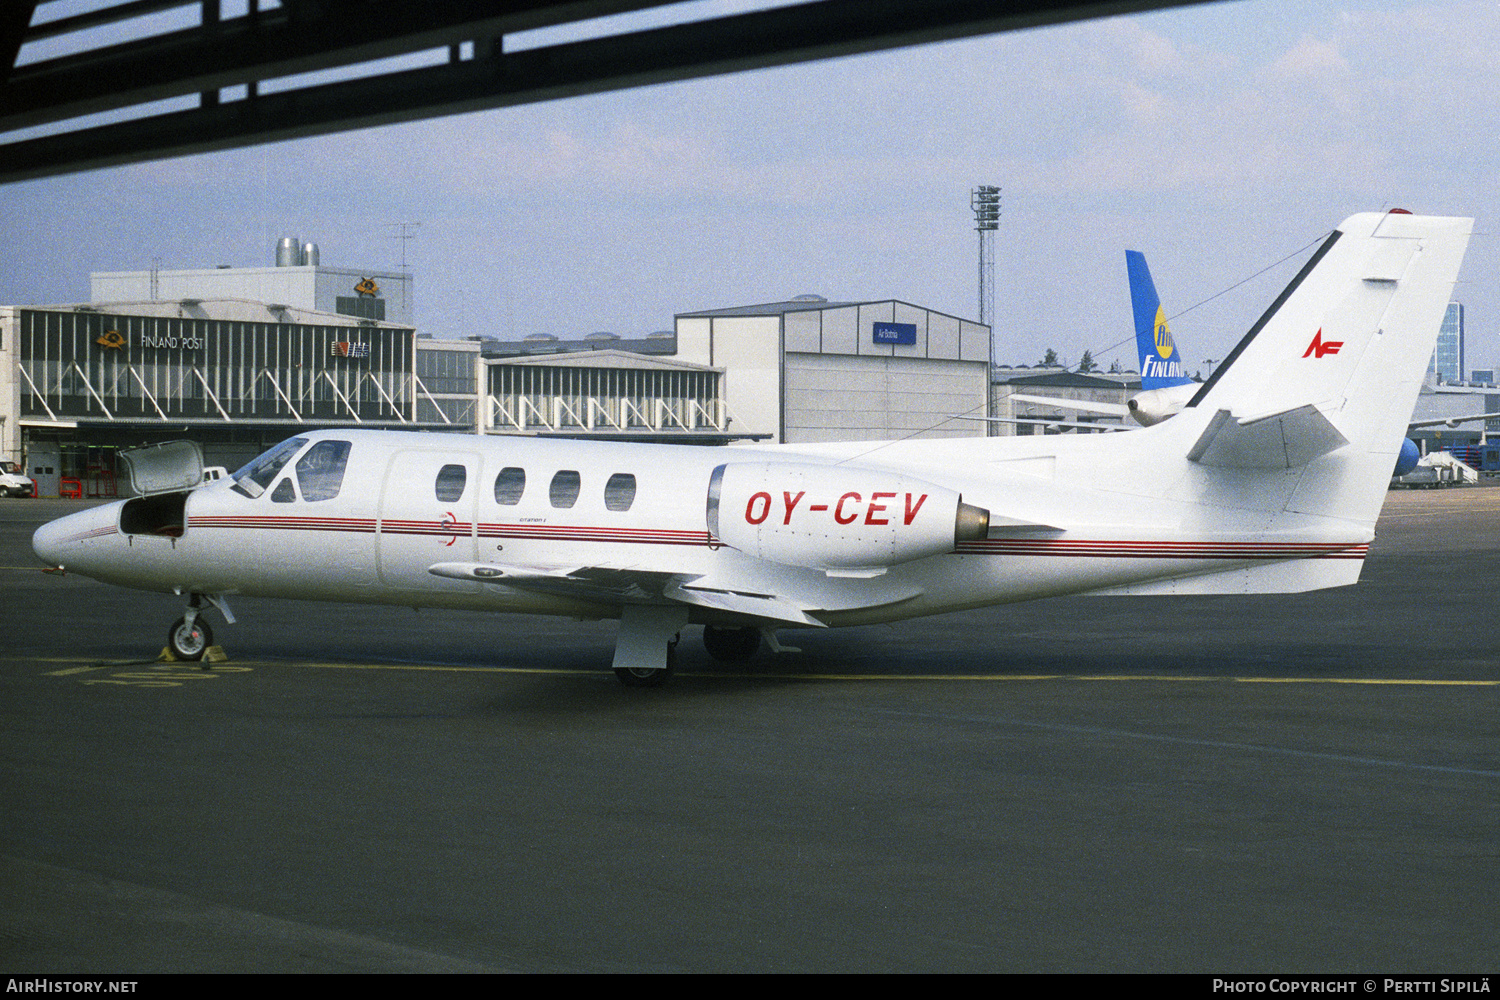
378,449,481,592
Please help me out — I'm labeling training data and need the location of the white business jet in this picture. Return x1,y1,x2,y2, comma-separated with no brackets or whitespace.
33,211,1472,686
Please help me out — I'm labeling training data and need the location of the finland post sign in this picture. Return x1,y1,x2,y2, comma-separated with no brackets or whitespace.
872,321,917,346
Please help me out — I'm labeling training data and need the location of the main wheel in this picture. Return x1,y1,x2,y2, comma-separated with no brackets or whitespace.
614,665,672,687
702,625,762,662
167,616,212,661
613,638,677,688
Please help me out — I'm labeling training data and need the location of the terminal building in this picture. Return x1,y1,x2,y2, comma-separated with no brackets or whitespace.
0,298,418,497
0,247,994,495
91,237,414,327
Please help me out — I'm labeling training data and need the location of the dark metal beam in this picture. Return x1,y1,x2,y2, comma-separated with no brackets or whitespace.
0,2,38,86
0,0,1208,184
1,1,662,130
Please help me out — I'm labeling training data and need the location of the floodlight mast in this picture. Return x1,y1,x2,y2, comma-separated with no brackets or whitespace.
970,185,1000,328
971,185,1001,435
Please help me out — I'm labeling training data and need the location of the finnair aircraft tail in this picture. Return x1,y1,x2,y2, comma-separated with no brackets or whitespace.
1126,249,1195,390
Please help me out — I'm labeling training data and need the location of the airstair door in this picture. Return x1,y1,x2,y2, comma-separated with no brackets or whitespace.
378,448,480,592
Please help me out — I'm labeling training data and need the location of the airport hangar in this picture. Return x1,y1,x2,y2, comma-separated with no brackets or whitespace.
0,248,994,497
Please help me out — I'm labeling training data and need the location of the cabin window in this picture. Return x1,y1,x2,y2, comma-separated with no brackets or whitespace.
604,473,637,512
435,464,467,502
271,478,297,503
494,467,526,505
296,440,351,502
549,470,581,509
231,436,308,499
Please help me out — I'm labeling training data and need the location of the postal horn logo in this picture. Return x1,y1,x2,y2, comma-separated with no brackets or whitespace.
354,277,379,296
1153,306,1175,359
96,329,126,350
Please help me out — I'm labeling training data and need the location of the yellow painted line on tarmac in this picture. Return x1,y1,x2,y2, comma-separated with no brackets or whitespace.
10,655,1499,688
1232,676,1500,686
1380,508,1500,517
239,661,1500,687
777,673,1500,686
280,660,599,677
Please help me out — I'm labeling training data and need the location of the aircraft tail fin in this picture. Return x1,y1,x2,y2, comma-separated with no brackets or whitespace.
1182,211,1473,527
1126,250,1193,390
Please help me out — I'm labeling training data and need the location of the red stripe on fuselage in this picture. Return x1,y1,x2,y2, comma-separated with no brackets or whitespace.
185,516,1364,560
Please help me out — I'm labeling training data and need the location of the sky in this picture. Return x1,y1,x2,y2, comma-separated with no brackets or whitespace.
3,0,1498,376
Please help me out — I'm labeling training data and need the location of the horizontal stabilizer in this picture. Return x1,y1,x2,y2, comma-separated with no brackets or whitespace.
1083,553,1365,595
1186,405,1348,470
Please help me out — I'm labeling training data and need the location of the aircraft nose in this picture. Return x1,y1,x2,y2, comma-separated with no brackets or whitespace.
32,518,68,567
32,506,114,569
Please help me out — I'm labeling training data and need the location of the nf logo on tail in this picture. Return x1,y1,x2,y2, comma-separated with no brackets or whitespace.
1302,329,1343,359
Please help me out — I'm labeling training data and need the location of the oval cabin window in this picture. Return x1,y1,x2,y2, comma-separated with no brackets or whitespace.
435,464,467,502
494,467,526,505
549,470,581,509
604,473,637,512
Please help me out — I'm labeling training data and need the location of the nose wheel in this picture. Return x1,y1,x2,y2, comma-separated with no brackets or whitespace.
165,593,235,663
167,615,213,661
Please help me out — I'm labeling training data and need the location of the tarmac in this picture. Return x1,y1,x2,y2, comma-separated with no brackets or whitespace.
1,486,1498,972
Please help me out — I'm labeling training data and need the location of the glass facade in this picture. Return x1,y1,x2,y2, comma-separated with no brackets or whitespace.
1430,302,1464,383
18,309,413,423
487,363,723,432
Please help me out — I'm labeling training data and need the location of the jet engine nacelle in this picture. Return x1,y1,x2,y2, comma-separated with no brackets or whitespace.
1128,382,1199,426
707,462,989,574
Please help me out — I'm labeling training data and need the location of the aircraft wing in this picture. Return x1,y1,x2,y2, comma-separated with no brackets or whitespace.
953,414,1131,432
429,560,829,626
664,580,827,626
429,560,685,604
1407,411,1500,430
1007,393,1131,416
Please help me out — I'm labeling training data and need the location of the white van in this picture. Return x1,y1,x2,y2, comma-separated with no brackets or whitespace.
0,460,34,498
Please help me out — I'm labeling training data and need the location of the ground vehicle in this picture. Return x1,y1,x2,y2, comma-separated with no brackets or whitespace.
0,461,34,498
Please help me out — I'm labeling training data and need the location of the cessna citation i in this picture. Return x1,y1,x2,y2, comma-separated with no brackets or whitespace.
33,211,1472,686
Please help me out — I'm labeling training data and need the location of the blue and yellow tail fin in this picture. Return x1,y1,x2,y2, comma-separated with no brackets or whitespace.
1126,250,1194,390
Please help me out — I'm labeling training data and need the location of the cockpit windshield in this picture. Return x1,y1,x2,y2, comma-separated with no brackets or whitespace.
231,437,307,499
295,440,352,501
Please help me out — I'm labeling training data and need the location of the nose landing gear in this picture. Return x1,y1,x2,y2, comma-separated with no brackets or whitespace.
167,614,213,661
164,593,235,664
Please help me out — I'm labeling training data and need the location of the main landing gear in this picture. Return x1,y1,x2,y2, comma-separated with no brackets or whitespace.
701,625,762,662
702,625,801,663
166,593,235,663
612,605,689,688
